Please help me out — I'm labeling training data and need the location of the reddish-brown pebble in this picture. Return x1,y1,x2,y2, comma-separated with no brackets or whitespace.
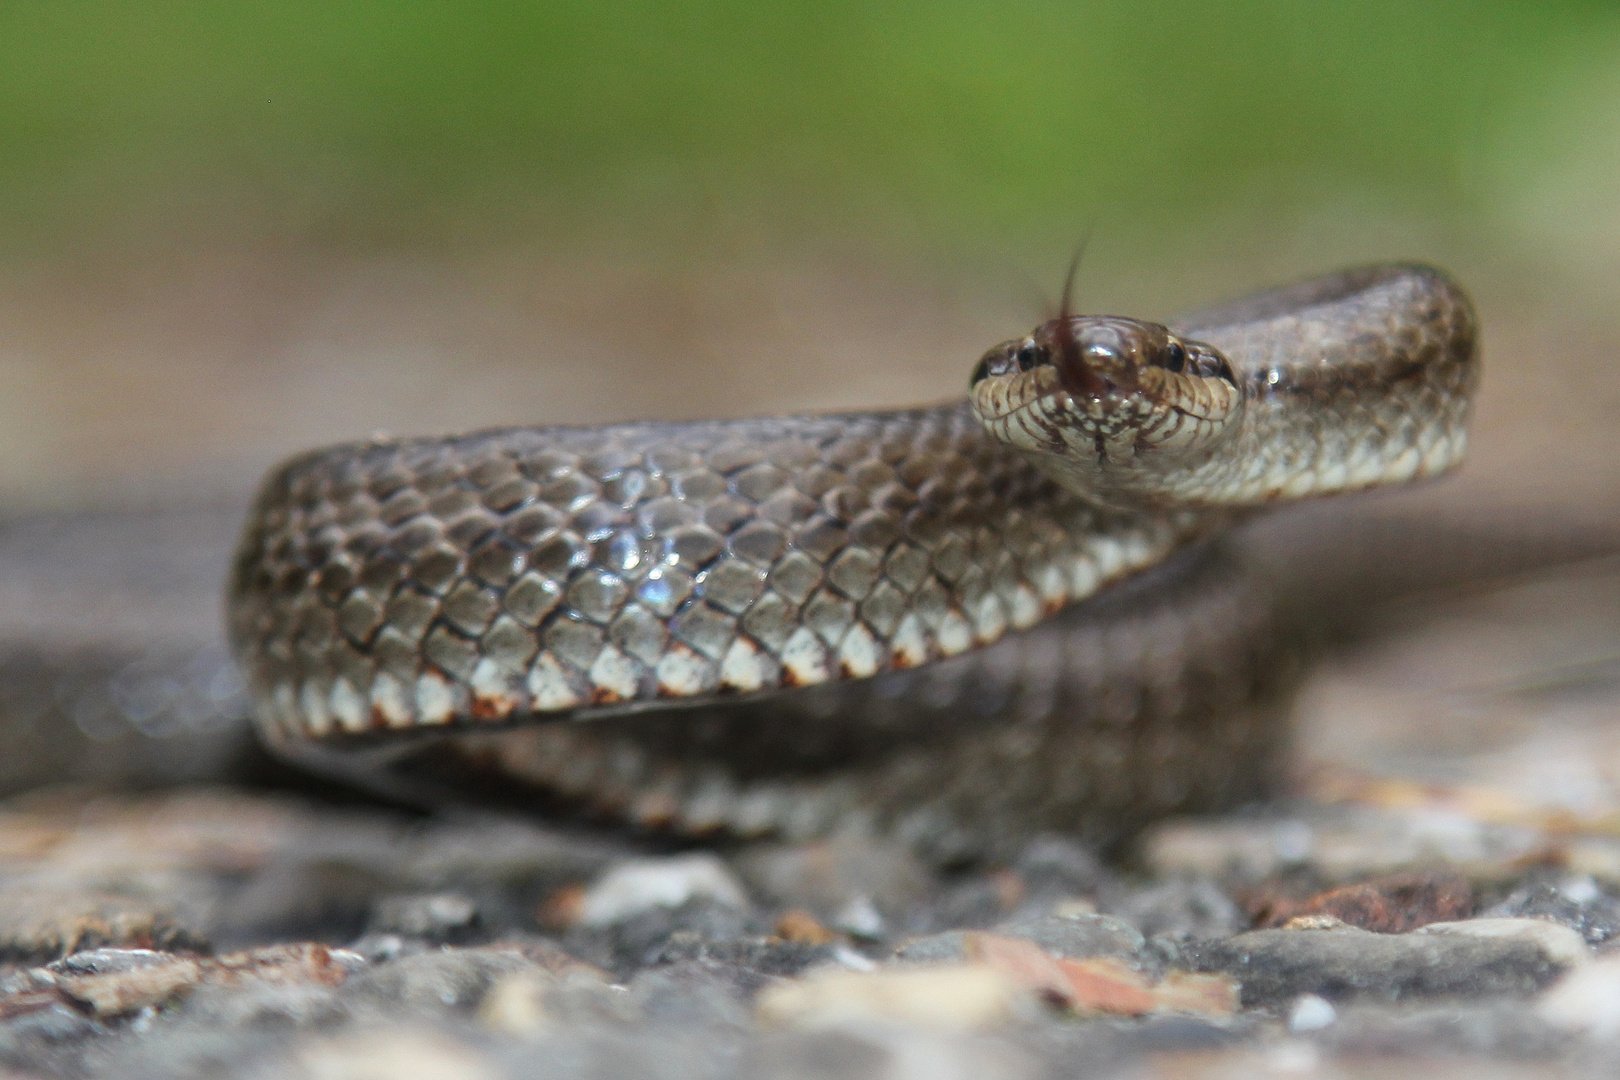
1250,870,1472,932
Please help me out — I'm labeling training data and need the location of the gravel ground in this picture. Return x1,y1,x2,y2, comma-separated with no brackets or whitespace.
0,553,1610,1079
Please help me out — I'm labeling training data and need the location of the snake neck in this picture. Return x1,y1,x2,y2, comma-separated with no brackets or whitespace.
1167,263,1479,506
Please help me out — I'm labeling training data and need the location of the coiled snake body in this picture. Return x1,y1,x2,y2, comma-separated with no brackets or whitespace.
227,264,1477,859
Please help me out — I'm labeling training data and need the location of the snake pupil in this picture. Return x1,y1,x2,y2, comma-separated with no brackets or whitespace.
1163,341,1186,373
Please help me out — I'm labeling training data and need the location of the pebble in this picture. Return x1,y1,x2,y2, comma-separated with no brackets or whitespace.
995,913,1151,964
53,952,206,1017
281,1029,502,1080
476,971,554,1036
576,853,750,926
178,979,349,1032
1012,835,1109,897
628,960,755,1026
1484,877,1620,946
5,784,1620,1076
756,964,1033,1030
748,1025,1044,1080
894,912,1151,972
367,893,481,942
1181,924,1573,1008
1414,917,1591,969
566,897,757,980
1317,999,1568,1059
0,886,207,963
1100,876,1245,939
734,835,933,916
1142,807,1549,884
1538,954,1620,1040
0,943,360,1021
1149,969,1242,1019
1250,870,1473,933
343,947,532,1013
1287,993,1338,1032
773,908,838,945
892,928,1237,1019
650,929,839,978
831,895,886,939
1140,817,1317,881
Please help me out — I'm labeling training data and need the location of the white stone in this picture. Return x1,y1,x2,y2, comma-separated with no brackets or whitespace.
1562,875,1603,905
756,965,1030,1031
577,853,750,927
293,1030,501,1080
832,895,886,940
1539,955,1620,1040
1287,993,1337,1033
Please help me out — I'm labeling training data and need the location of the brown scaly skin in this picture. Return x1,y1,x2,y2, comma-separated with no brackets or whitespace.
226,264,1478,860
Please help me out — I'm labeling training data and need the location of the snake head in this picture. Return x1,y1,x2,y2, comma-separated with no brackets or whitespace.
970,315,1243,507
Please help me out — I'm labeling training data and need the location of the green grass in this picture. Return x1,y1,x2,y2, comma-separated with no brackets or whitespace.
0,1,1612,256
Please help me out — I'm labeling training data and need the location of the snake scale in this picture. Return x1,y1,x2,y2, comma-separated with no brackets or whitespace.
225,264,1478,860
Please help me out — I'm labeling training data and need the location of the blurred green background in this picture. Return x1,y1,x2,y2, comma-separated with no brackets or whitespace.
0,0,1616,507
3,1,1618,264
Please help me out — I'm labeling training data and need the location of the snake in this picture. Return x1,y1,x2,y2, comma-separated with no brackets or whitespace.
223,263,1478,861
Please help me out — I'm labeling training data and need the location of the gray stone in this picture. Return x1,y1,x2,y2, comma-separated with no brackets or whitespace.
734,836,934,921
747,1027,1043,1080
893,912,1153,974
1484,877,1620,947
566,898,762,981
1181,925,1574,1008
344,947,536,1014
1102,877,1245,940
577,854,750,927
367,892,481,943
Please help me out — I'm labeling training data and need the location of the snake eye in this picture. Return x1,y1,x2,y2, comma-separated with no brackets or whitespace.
1162,341,1186,373
1181,343,1237,384
1014,343,1044,371
1189,354,1236,382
